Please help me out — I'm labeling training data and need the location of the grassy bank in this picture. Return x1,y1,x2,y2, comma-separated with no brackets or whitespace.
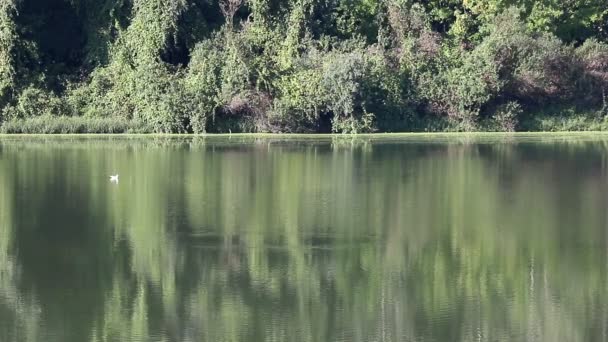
2,110,608,134
0,116,152,134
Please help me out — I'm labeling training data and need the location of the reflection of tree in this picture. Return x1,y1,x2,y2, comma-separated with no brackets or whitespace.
0,136,607,342
0,154,41,342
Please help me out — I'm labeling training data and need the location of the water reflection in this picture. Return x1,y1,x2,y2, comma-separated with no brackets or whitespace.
0,135,607,342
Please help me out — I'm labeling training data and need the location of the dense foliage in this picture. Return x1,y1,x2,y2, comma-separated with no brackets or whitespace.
0,0,607,133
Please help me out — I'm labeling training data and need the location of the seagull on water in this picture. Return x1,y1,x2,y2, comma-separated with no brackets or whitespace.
110,174,119,183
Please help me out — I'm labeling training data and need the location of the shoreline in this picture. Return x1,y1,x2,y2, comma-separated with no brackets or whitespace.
2,131,608,137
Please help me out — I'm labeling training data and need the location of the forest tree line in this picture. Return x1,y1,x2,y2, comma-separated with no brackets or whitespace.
0,0,607,133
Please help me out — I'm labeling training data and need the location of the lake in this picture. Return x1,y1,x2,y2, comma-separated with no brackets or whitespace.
0,134,607,342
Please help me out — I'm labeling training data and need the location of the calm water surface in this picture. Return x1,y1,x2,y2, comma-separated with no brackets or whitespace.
0,135,607,342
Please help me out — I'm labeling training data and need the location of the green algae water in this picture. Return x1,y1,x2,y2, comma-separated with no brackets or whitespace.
0,135,607,342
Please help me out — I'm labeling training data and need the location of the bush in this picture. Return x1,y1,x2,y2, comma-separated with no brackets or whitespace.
473,8,580,104
321,50,376,133
361,47,416,132
2,86,69,120
576,39,608,107
269,40,326,132
481,101,522,132
67,60,193,133
183,38,225,133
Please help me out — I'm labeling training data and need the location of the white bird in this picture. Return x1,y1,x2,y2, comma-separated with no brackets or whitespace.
109,174,119,182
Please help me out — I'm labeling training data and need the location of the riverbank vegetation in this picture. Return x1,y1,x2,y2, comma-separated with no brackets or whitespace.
1,0,608,133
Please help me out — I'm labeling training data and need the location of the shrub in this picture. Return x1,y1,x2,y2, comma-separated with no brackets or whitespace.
270,65,325,132
2,86,69,120
576,39,608,107
321,50,372,133
183,39,224,133
0,0,18,106
68,60,192,133
361,47,416,132
482,101,522,132
130,62,190,133
474,8,580,104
